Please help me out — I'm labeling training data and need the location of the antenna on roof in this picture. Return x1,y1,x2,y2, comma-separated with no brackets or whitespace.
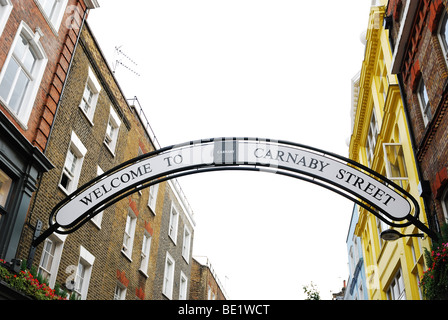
113,45,141,77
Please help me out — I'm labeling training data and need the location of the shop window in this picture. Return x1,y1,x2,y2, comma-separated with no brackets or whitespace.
0,168,12,209
0,22,47,128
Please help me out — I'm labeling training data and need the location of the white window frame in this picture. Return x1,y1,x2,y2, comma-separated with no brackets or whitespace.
386,269,406,300
104,106,121,155
122,209,137,259
74,246,95,300
90,166,104,228
0,21,47,129
37,232,66,288
438,9,448,65
147,183,159,213
162,252,175,299
179,271,188,300
34,0,69,34
59,131,86,195
417,78,431,127
168,202,179,244
383,142,408,188
182,226,191,262
0,0,13,38
79,66,101,125
366,110,379,168
113,282,127,300
139,231,152,276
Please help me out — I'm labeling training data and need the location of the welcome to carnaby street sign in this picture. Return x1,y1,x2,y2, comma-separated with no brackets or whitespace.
33,137,431,247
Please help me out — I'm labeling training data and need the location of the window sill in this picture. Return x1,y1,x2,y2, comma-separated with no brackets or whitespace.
120,249,133,262
104,141,116,157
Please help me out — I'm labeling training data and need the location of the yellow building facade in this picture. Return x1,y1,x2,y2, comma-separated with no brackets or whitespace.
349,3,432,300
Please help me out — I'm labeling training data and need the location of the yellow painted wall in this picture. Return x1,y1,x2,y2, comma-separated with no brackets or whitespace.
349,5,432,300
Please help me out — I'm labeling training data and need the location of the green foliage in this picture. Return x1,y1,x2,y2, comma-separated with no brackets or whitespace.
420,222,448,300
0,259,68,300
302,282,320,300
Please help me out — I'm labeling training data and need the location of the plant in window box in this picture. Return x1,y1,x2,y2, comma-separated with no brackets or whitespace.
420,223,448,300
0,258,68,300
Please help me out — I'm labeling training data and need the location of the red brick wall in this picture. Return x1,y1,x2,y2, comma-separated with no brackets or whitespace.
0,0,89,152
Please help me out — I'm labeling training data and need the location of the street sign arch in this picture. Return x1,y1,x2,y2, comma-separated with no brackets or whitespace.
33,137,436,246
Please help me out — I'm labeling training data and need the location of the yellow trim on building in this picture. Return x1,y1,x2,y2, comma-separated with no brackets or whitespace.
349,5,432,300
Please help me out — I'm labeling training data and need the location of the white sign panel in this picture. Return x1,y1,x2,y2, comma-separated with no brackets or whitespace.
54,138,412,228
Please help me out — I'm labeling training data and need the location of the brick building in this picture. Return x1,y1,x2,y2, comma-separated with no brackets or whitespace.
150,180,196,300
387,0,448,231
190,256,228,300
14,15,197,299
0,0,99,262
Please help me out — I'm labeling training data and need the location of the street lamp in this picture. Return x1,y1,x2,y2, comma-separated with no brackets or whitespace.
380,229,425,241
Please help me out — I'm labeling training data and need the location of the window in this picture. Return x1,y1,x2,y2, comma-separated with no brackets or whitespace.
35,0,69,32
179,271,188,300
441,186,448,221
366,110,379,167
0,22,47,128
386,269,406,300
90,166,104,228
148,183,159,213
139,232,152,275
0,168,12,209
74,246,95,300
104,106,121,155
113,283,127,300
79,67,101,124
168,203,179,244
0,0,13,38
182,226,191,262
438,10,448,62
162,252,175,299
417,79,431,126
376,215,390,248
383,143,408,189
122,209,137,258
59,131,86,195
37,233,66,288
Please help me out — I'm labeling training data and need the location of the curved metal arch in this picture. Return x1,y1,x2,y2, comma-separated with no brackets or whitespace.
32,137,436,247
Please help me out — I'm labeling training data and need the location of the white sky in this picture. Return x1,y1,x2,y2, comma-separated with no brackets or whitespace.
88,0,373,300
